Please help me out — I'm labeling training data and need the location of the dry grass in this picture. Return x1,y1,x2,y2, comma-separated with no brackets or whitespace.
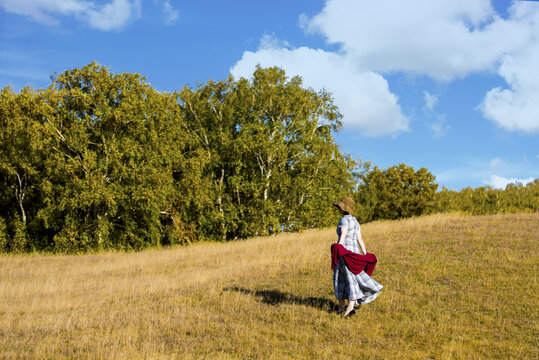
0,213,537,359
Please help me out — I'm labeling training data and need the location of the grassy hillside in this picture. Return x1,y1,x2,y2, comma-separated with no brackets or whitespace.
0,213,537,359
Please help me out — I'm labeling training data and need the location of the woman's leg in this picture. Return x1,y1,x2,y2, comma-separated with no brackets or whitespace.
344,299,356,316
342,263,359,316
334,258,348,313
337,299,346,313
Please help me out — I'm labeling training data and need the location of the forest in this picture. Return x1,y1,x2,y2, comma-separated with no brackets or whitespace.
1,63,537,253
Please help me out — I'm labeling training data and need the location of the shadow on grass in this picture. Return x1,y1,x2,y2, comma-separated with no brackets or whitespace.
224,286,337,313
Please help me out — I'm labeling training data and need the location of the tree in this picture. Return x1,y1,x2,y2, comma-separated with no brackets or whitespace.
0,63,356,251
356,164,438,221
433,179,539,215
177,66,354,239
0,62,199,252
40,62,198,251
0,217,7,252
232,66,353,234
0,86,51,250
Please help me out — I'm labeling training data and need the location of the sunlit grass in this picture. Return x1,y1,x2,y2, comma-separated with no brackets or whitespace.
1,213,537,359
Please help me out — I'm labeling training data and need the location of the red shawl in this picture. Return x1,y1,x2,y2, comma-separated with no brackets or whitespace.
331,243,377,276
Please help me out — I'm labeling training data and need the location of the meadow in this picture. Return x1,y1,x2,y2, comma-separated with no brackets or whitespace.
0,213,537,359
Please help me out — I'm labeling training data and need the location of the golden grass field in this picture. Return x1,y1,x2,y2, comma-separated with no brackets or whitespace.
0,213,537,359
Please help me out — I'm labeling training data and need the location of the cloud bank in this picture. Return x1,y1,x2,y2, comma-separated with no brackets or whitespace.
162,0,178,26
423,92,439,112
231,42,408,136
484,175,535,189
0,0,142,31
231,0,539,136
479,7,539,134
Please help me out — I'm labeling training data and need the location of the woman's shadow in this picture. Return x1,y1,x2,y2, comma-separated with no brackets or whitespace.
224,286,337,313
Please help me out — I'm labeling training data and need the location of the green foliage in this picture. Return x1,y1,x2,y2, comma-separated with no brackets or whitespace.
434,179,539,215
352,163,537,222
0,86,50,251
177,66,353,240
0,63,354,253
1,63,197,252
10,216,28,253
41,63,192,251
354,163,438,222
1,62,536,253
0,217,7,252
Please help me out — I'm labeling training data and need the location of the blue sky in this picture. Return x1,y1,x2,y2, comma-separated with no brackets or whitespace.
1,0,538,190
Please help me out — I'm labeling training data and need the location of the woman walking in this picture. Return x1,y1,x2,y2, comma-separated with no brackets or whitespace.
332,197,383,317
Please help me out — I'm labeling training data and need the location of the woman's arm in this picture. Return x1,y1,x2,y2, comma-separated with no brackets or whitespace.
338,226,348,245
357,231,367,254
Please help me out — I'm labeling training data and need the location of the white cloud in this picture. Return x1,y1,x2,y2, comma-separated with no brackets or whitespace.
0,0,142,31
231,39,408,136
428,122,446,138
479,3,539,133
484,175,535,189
0,0,88,25
435,155,539,190
428,114,449,138
423,91,438,111
423,93,447,137
489,157,505,168
232,1,539,136
258,33,291,50
304,0,530,81
162,0,178,26
87,0,141,31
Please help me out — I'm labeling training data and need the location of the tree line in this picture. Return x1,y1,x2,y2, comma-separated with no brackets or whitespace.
1,63,537,253
353,163,538,224
0,63,354,253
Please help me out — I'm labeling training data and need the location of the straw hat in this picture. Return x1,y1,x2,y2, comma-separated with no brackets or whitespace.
333,197,354,215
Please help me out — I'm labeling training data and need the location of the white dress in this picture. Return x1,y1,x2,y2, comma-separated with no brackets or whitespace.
333,215,383,303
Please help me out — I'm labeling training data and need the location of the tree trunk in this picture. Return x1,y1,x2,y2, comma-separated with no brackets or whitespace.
15,172,27,226
263,168,272,201
218,168,226,241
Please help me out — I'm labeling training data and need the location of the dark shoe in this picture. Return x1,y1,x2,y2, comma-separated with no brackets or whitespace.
343,309,355,317
336,306,346,315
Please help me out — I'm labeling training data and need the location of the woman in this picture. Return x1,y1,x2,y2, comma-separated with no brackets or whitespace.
333,197,383,317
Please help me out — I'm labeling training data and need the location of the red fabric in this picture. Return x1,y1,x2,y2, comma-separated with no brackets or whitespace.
331,243,377,276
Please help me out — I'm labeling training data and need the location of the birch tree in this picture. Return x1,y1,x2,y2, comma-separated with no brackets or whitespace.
177,66,354,239
22,63,195,251
0,86,50,251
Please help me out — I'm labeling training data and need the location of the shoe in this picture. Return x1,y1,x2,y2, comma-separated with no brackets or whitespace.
343,309,355,317
336,306,346,315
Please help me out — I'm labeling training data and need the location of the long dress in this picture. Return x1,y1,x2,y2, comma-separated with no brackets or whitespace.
333,215,383,303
